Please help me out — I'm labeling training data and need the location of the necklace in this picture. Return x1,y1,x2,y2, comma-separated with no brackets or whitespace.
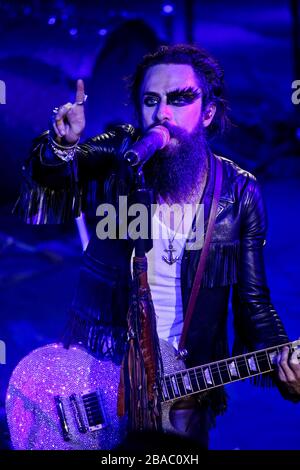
162,239,180,265
159,206,186,266
157,166,208,265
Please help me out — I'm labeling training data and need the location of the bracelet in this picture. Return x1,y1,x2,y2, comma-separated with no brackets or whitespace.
49,134,80,149
49,134,80,162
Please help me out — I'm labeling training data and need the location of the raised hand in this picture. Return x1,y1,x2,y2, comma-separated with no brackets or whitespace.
52,79,87,145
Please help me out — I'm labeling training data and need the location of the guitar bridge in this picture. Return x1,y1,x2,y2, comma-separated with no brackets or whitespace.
81,390,107,431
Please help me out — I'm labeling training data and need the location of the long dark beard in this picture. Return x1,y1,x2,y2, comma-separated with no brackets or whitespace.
143,123,209,204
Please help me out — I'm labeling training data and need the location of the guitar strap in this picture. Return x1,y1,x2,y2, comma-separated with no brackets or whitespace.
178,155,223,353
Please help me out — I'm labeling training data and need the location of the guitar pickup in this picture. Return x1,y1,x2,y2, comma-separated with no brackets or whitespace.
69,394,88,434
54,396,71,441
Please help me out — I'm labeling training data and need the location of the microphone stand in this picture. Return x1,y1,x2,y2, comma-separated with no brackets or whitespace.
133,167,153,257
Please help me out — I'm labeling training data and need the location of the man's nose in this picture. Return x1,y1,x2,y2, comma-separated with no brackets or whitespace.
156,102,173,122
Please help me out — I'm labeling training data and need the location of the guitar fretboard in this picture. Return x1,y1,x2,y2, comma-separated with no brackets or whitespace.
160,341,294,403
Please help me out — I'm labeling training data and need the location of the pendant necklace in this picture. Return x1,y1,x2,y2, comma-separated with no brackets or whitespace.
160,159,208,265
161,208,186,265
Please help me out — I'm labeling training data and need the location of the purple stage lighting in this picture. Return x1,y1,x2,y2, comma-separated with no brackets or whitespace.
23,6,32,16
162,4,174,14
69,28,78,36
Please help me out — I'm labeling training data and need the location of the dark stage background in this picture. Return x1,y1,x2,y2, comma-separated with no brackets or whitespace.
0,0,300,450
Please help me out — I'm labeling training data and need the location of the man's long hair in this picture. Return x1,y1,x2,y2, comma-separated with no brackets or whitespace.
128,44,230,137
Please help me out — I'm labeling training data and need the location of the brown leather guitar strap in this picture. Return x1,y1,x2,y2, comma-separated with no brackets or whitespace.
178,155,223,354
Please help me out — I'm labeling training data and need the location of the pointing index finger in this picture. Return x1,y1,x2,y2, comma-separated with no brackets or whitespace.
76,79,85,103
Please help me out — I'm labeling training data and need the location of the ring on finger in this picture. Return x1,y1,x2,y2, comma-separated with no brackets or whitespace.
75,94,88,105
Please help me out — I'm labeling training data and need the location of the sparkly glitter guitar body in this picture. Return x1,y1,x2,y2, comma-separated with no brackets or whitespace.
6,339,300,450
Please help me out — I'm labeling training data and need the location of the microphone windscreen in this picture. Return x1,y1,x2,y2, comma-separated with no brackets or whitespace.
148,125,170,148
124,125,170,166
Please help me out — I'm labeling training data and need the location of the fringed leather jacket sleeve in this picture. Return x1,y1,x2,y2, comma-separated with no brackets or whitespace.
13,124,136,224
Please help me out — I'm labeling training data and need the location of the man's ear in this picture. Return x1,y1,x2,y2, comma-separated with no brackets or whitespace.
202,104,216,128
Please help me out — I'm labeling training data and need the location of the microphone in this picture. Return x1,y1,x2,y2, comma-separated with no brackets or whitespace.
124,125,170,167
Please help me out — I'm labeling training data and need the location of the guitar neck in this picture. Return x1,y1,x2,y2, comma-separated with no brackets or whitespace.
160,341,297,403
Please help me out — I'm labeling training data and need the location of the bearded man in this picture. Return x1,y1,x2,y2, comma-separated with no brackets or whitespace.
15,44,300,449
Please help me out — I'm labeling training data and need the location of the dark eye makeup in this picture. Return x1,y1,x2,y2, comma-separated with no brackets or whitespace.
167,87,202,105
143,87,201,107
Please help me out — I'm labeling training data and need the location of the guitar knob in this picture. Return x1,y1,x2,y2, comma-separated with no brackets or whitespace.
176,349,188,360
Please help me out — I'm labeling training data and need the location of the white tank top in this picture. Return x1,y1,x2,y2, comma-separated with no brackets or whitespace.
131,203,203,350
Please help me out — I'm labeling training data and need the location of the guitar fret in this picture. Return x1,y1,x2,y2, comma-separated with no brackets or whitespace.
227,359,240,379
195,367,208,391
255,352,262,373
208,366,215,386
189,368,200,392
172,375,180,398
199,366,209,388
210,363,222,386
216,362,223,384
256,350,272,373
204,367,214,386
164,375,176,400
180,372,192,394
178,371,190,396
265,350,273,369
236,356,250,378
268,351,277,367
243,356,251,375
235,359,241,378
161,379,170,401
171,375,180,396
223,360,232,383
185,370,196,392
246,354,258,374
195,369,203,390
175,373,185,397
268,348,279,367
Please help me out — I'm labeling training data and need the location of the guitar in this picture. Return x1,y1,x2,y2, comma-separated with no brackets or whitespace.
5,339,300,450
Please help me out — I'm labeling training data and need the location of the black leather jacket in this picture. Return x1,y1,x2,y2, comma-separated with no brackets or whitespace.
14,124,293,413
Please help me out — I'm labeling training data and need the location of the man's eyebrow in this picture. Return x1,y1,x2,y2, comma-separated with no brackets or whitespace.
143,91,161,97
143,87,201,97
